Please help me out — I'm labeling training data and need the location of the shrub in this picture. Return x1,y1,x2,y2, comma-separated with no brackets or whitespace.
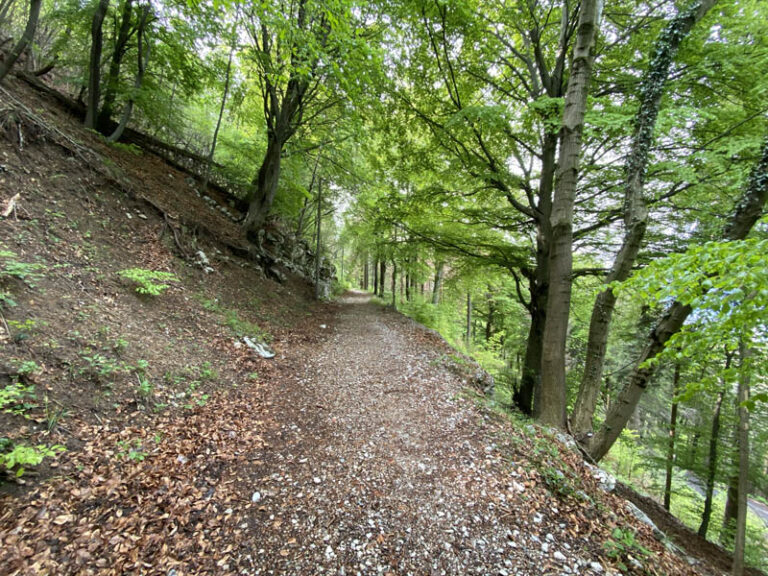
0,441,65,477
118,268,178,296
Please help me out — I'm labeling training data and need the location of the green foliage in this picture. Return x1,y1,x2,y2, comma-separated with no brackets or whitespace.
603,527,651,572
118,268,178,296
78,352,123,384
116,439,146,462
0,441,65,478
0,382,36,415
0,249,45,286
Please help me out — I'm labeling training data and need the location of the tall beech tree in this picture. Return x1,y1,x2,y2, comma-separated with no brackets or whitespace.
537,0,601,428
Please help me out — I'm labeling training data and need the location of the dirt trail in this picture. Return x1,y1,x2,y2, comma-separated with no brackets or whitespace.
238,292,603,575
1,293,705,575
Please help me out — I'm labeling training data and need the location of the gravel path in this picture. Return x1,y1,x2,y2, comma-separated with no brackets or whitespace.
237,293,606,575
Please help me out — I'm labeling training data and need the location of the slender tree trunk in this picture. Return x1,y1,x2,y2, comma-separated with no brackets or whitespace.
0,0,42,83
699,385,726,536
379,260,386,297
107,5,150,143
571,0,719,436
663,363,681,511
432,261,444,304
363,254,369,290
314,178,322,300
732,341,751,576
405,272,410,301
485,293,494,342
98,0,134,132
539,0,601,428
722,467,738,548
373,258,378,295
587,136,768,461
466,292,472,347
85,0,110,129
391,261,397,308
200,43,234,193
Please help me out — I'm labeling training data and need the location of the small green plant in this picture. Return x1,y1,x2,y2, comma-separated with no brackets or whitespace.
0,291,16,308
136,375,154,398
603,527,651,572
109,141,143,155
7,318,45,342
0,440,65,477
116,439,146,462
112,337,129,355
78,353,123,383
11,359,41,379
0,383,37,415
0,250,45,286
43,394,67,432
198,361,217,381
118,268,178,296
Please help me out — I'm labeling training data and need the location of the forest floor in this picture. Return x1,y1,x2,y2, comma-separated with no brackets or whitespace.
0,74,760,575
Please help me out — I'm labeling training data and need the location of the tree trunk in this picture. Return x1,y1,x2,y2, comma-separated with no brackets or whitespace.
571,0,718,437
373,258,378,295
485,293,494,342
514,130,555,417
0,0,42,83
314,178,322,300
379,260,386,297
699,385,725,536
663,363,681,511
538,0,601,428
85,0,110,129
732,341,751,576
466,292,472,347
587,136,768,461
245,134,283,230
391,261,397,308
97,0,134,132
107,5,150,143
432,261,444,304
363,254,369,290
405,269,410,301
200,43,234,193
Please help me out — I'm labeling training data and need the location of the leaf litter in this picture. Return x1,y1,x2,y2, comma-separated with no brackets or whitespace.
0,293,718,575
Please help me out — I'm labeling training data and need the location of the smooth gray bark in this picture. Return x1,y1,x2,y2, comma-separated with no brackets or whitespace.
538,0,602,428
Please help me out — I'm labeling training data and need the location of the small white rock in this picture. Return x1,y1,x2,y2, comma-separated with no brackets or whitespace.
251,491,262,503
553,551,567,562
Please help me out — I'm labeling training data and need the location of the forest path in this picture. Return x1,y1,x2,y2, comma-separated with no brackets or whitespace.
0,292,700,575
236,291,600,575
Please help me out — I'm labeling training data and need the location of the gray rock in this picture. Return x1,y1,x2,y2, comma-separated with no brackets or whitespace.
553,551,567,562
585,462,616,492
243,337,275,359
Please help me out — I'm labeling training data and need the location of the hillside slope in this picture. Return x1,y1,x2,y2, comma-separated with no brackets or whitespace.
0,77,754,576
